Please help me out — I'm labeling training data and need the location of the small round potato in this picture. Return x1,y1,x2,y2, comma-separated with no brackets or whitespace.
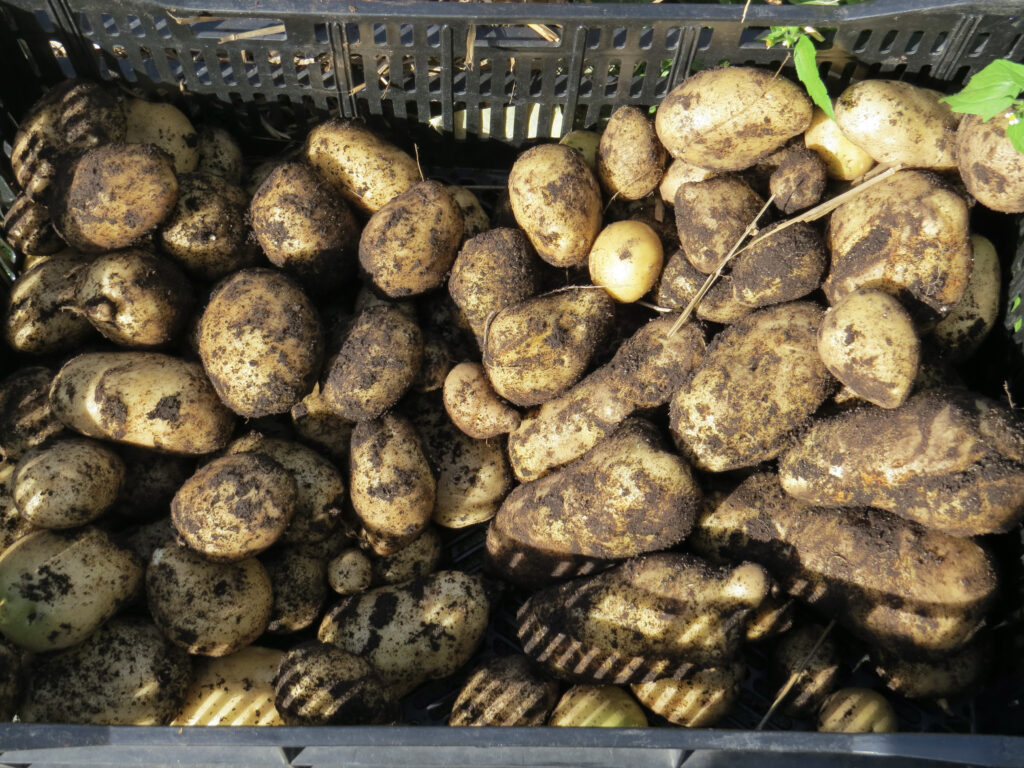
197,125,243,184
443,362,521,439
768,146,827,214
597,106,667,201
804,106,875,180
956,113,1024,213
449,186,490,241
674,176,765,273
172,646,284,726
631,662,745,727
932,235,1001,361
328,548,373,594
5,251,94,355
817,688,898,733
559,129,601,172
13,438,125,528
2,195,63,259
588,220,664,303
123,98,200,174
450,655,560,727
369,526,442,586
549,685,648,728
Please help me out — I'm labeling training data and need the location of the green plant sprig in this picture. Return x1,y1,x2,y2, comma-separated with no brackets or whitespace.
940,59,1024,154
763,26,834,119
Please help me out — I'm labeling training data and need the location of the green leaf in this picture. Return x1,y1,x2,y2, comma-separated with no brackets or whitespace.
794,35,834,119
940,60,1024,121
1007,118,1024,155
1014,317,1022,334
1013,296,1021,312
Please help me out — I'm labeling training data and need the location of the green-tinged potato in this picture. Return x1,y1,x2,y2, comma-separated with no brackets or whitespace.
731,222,826,308
825,169,971,314
274,642,394,725
349,413,434,555
197,126,243,184
444,362,520,439
488,419,700,587
560,129,601,172
818,288,920,409
874,636,991,700
818,688,898,733
804,106,875,180
20,617,191,725
13,438,124,528
550,685,647,727
780,389,1024,537
3,195,63,259
0,527,142,652
0,367,64,462
172,646,284,726
597,106,666,201
290,384,354,464
770,623,841,718
450,655,559,727
835,81,958,170
328,548,372,595
449,186,490,241
146,544,272,656
318,570,490,696
956,114,1024,213
123,98,199,174
262,544,328,633
659,158,718,204
172,453,297,561
655,67,812,171
632,661,744,727
670,302,833,472
674,176,764,273
517,553,769,684
158,173,256,281
112,448,192,520
250,163,359,292
5,251,94,354
589,221,664,303
483,287,614,407
359,180,463,297
744,589,795,643
51,144,178,252
509,143,603,268
322,305,422,422
11,91,64,202
932,234,1001,360
691,472,997,658
305,119,421,214
73,249,194,347
199,268,323,417
768,146,827,214
0,638,22,720
50,352,237,454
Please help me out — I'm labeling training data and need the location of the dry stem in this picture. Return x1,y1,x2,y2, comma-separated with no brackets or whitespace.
756,618,837,731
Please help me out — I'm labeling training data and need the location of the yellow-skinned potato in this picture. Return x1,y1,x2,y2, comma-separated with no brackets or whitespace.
804,106,875,180
0,367,64,463
2,195,63,259
588,220,664,303
328,548,372,595
10,91,64,202
654,249,751,324
632,662,744,727
932,235,1001,360
509,143,603,268
123,98,199,174
305,118,421,214
597,106,666,201
655,66,812,171
172,646,284,726
659,158,718,204
262,544,328,633
957,114,1024,213
770,623,841,718
290,384,354,465
449,186,490,241
5,251,94,355
49,352,237,454
874,637,991,700
197,126,243,184
443,362,521,439
559,129,601,172
58,80,125,153
450,655,559,727
370,526,442,586
731,222,826,308
0,527,142,652
549,685,647,727
744,589,795,643
768,146,827,214
674,176,764,273
818,688,898,733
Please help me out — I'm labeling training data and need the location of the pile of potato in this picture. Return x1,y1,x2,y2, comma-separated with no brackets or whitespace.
0,64,1022,733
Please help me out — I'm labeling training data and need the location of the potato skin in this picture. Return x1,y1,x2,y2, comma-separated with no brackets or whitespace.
450,655,559,727
932,235,1001,361
370,527,442,586
2,195,63,258
674,176,764,273
873,637,990,700
0,367,64,462
730,222,826,308
804,106,875,180
632,662,744,728
549,685,648,727
5,251,94,355
197,126,243,184
328,548,373,594
597,106,666,200
818,689,897,733
770,623,841,718
956,113,1024,213
11,92,64,203
123,99,199,174
172,646,283,725
443,362,520,439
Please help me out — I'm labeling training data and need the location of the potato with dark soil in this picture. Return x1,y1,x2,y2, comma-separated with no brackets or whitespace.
3,195,63,259
196,126,243,184
956,114,1024,213
767,145,827,214
632,661,745,727
11,89,65,202
59,80,125,152
112,449,192,521
328,549,372,594
659,158,718,204
443,362,520,439
655,249,752,324
874,636,991,700
290,384,354,464
123,98,199,174
262,543,328,633
731,222,826,308
770,623,841,718
449,186,490,241
932,235,1001,361
0,367,64,462
172,646,283,725
5,251,94,355
674,176,765,273
450,655,559,727
597,106,666,201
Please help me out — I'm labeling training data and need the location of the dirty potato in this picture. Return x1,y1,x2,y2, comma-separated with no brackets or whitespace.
932,235,1001,361
0,367,64,462
290,384,354,464
767,145,828,214
874,637,990,700
171,646,284,725
659,158,718,204
369,527,442,586
443,362,520,439
956,114,1024,213
674,176,765,273
770,623,841,718
123,98,199,173
262,544,329,633
450,655,559,727
328,549,373,594
449,186,490,241
5,250,94,354
817,689,898,733
632,662,745,727
597,106,666,200
731,222,826,308
2,195,63,259
196,126,243,184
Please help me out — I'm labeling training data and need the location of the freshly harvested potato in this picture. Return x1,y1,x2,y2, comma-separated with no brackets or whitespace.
20,617,191,725
669,302,833,472
632,661,745,728
674,176,764,273
449,186,490,241
262,543,328,633
659,158,718,204
0,367,63,464
413,332,453,393
0,495,35,556
13,438,124,528
818,688,898,733
825,170,972,314
874,637,990,700
517,553,769,684
5,251,94,354
0,527,142,652
731,222,826,308
450,655,559,727
835,81,958,170
655,66,812,171
172,646,284,726
588,220,664,303
123,98,199,174
196,126,243,184
10,90,64,202
58,80,125,152
654,249,751,323
483,287,614,407
318,570,490,696
691,472,998,658
328,549,372,594
443,362,520,439
116,517,177,564
768,146,827,214
146,544,272,656
956,114,1024,213
744,589,795,643
290,384,354,464
770,623,841,718
932,234,1001,361
780,389,1024,537
488,419,701,587
305,118,421,214
804,106,875,180
559,129,600,172
549,685,647,728
509,143,603,268
2,195,63,259
51,144,178,252
322,305,422,422
198,268,324,417
111,448,192,520
818,288,920,409
597,106,666,201
373,529,443,587
275,642,394,725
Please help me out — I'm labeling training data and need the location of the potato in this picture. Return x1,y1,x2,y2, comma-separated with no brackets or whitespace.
146,544,272,656
731,222,826,308
13,438,124,528
51,144,178,252
588,221,664,303
59,80,125,152
780,389,1024,537
318,570,490,696
549,685,647,728
655,66,812,171
825,170,971,315
275,642,394,725
0,638,22,720
0,495,35,557
450,655,559,727
559,129,600,172
196,126,243,184
198,268,323,417
111,448,192,521
443,362,520,439
818,688,898,733
117,517,177,564
691,472,997,658
517,553,769,683
3,195,63,259
835,81,958,170
10,90,64,202
631,661,744,728
414,332,455,393
0,368,63,463
670,302,833,473
488,419,700,587
674,176,764,273
932,234,1001,361
654,249,752,324
597,106,666,201
322,305,422,422
20,617,191,725
305,119,421,214
874,636,990,700
449,186,490,241
290,384,354,464
483,287,614,407
5,251,94,354
123,98,199,174
172,646,284,726
768,146,827,214
262,543,328,633
744,589,795,644
328,549,372,594
956,114,1024,213
770,623,841,718
0,527,142,652
804,106,875,180
659,158,718,204
509,143,603,268
374,529,443,588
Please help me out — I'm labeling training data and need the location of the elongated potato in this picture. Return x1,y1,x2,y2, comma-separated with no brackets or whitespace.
443,362,520,439
597,106,666,200
674,176,764,273
932,235,1001,361
450,655,559,727
957,114,1024,213
172,646,284,726
5,251,94,355
632,661,744,727
655,249,751,324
